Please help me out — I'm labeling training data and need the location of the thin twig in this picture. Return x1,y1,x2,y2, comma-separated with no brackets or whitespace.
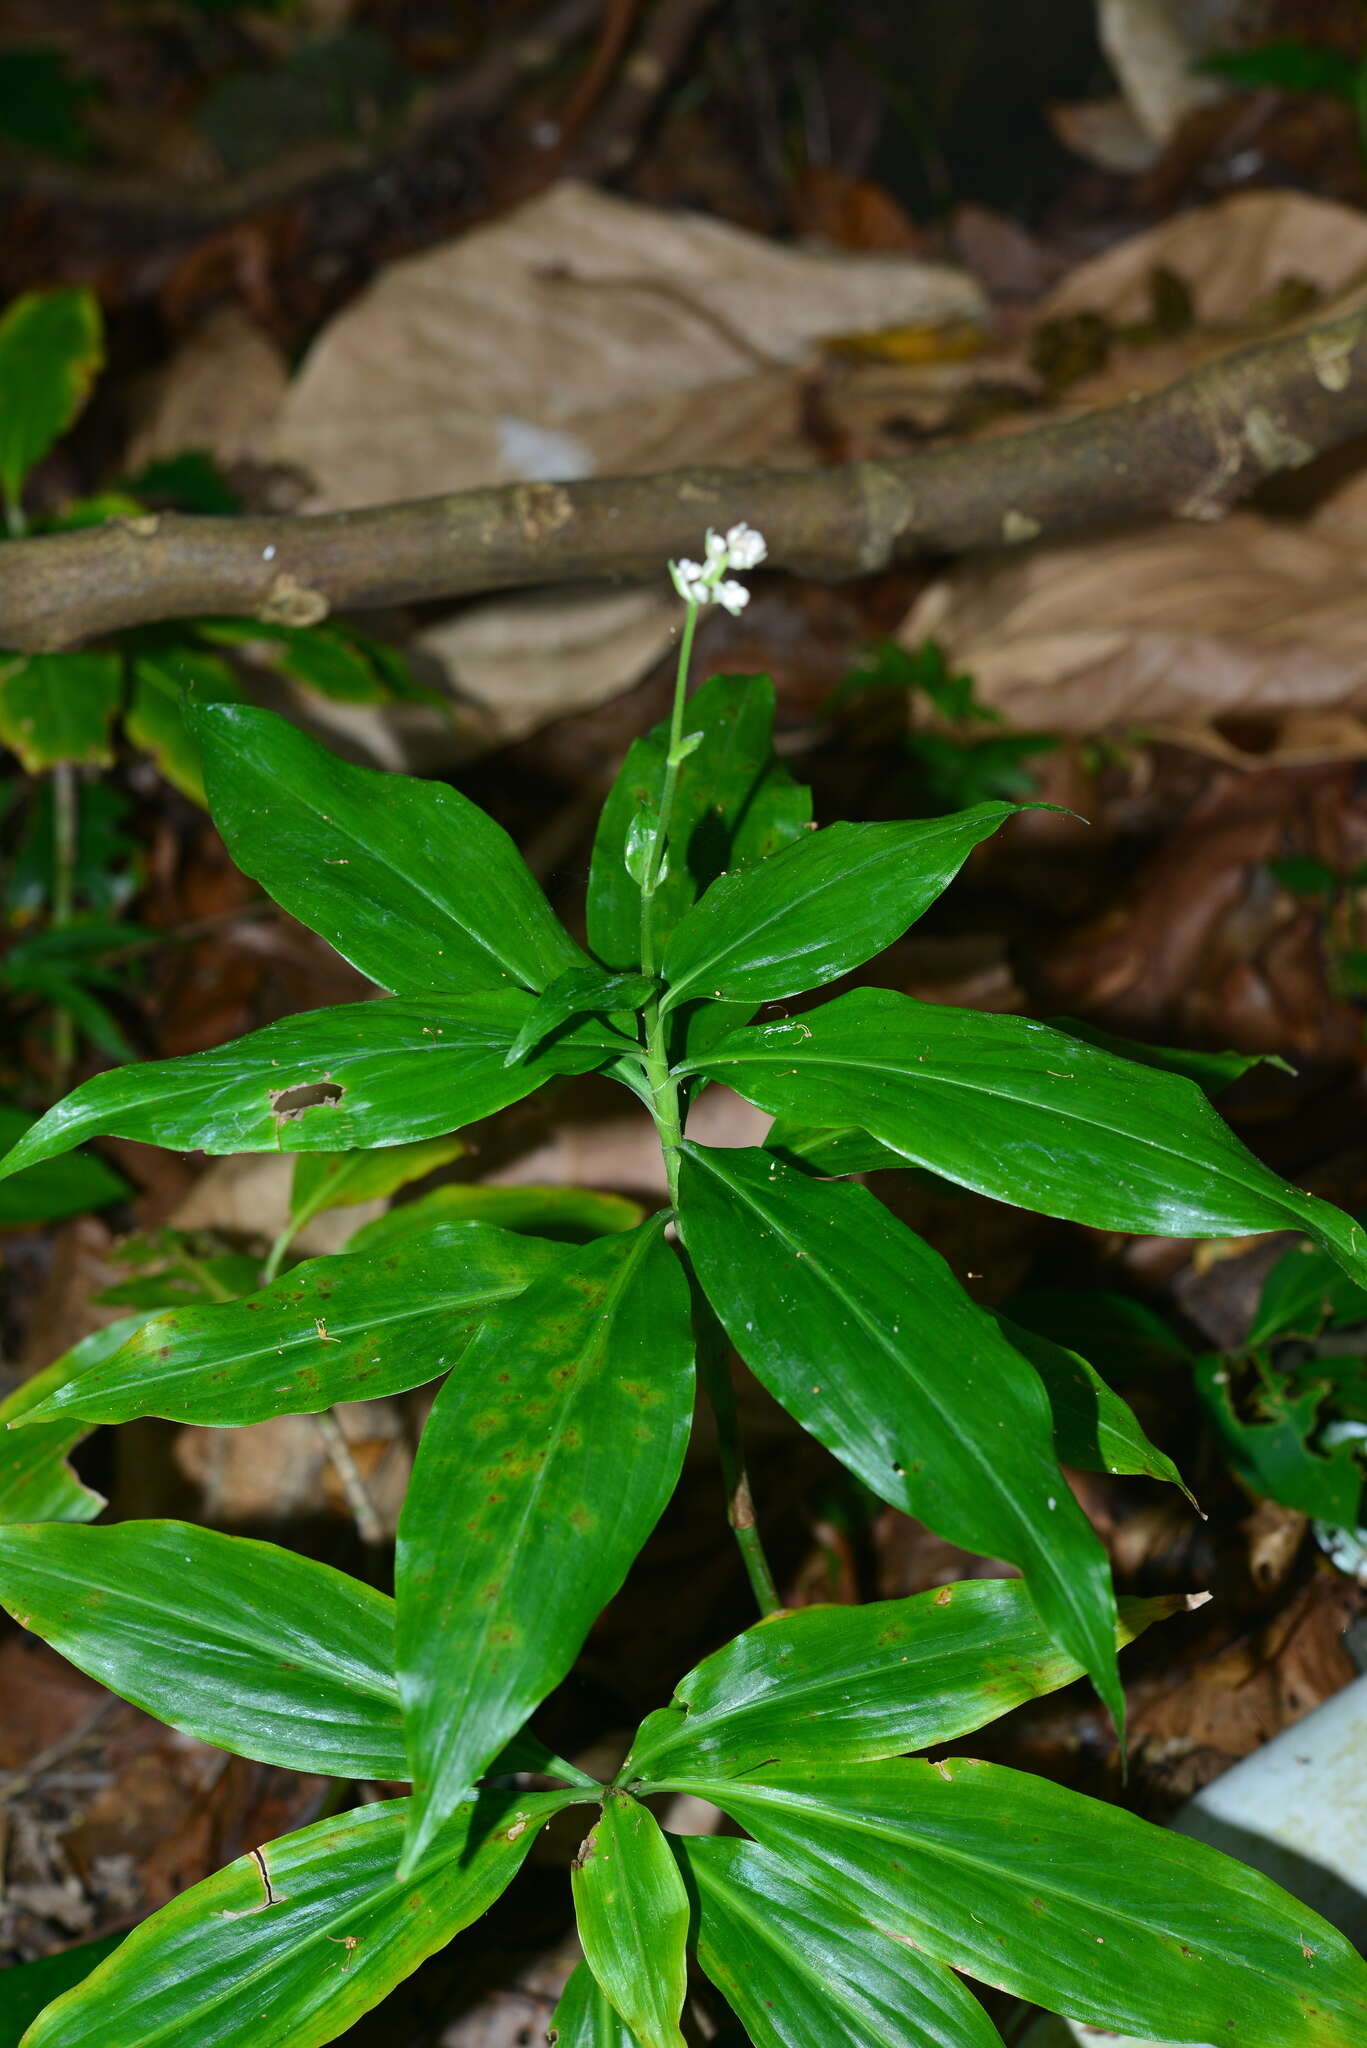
48,763,79,1091
313,1407,387,1551
6,295,1367,652
563,0,722,179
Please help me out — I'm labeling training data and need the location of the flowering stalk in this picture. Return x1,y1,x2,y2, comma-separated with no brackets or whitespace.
636,523,766,979
632,524,780,1616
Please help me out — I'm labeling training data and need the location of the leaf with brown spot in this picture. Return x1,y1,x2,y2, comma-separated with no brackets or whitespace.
17,1223,569,1427
395,1218,694,1875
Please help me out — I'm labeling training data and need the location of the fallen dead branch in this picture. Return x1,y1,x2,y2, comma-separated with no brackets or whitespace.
4,296,1367,651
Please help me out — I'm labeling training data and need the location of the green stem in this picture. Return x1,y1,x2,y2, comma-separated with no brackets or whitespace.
643,997,682,1207
694,1299,780,1617
635,578,779,1617
638,600,698,979
49,762,78,1090
261,1225,295,1286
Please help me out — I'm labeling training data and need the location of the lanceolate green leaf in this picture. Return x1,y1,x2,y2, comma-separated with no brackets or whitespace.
677,1145,1123,1734
16,1225,568,1428
680,1836,1002,2048
0,1414,98,1527
661,805,1017,1011
0,1105,128,1225
550,1960,642,2047
505,966,654,1068
762,1117,912,1178
588,675,810,970
0,1521,409,1778
622,1582,1178,1787
347,1183,643,1253
664,1759,1367,2048
1048,1018,1291,1095
0,1319,146,1526
0,1520,594,1791
395,1220,694,1875
684,989,1367,1283
0,994,621,1182
0,286,103,522
996,1315,1191,1497
19,1793,578,2048
572,1795,689,2048
195,702,585,995
287,1132,468,1235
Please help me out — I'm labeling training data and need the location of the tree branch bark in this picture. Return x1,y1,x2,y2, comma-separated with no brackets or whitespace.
4,300,1366,653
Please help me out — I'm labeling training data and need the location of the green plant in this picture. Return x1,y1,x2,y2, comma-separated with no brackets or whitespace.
832,637,1058,812
0,285,433,1078
1199,33,1367,156
2,523,1367,2045
1013,1223,1367,1559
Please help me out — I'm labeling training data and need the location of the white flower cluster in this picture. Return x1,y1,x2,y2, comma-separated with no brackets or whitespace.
668,522,767,615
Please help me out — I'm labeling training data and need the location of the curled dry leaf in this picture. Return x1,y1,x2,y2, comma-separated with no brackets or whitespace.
901,192,1367,757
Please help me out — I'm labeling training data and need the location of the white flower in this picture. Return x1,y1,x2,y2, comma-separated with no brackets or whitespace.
668,522,766,611
669,559,709,605
724,523,767,571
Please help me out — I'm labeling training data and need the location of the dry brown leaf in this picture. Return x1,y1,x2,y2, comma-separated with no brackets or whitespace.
125,306,290,473
1098,0,1235,142
902,511,1367,752
1040,188,1367,328
901,192,1367,754
270,180,984,740
273,181,985,509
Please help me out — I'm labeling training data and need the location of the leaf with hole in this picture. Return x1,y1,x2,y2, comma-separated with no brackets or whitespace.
195,702,587,995
682,989,1367,1284
395,1220,693,1875
18,1793,577,2048
1194,1351,1363,1525
677,1144,1123,1734
573,1795,689,2048
0,993,622,1181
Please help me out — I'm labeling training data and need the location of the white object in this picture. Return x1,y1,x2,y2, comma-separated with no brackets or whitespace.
1022,1674,1367,2048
